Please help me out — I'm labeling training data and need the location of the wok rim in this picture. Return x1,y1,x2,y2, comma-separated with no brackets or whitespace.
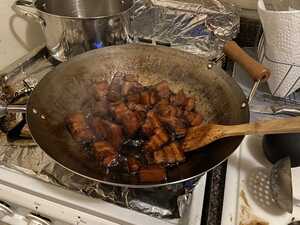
26,44,250,188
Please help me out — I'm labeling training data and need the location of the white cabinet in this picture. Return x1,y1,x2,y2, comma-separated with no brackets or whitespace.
0,0,44,70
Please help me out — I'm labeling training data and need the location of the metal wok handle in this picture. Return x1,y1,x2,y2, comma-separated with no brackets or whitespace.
12,0,45,26
0,104,27,118
223,41,271,104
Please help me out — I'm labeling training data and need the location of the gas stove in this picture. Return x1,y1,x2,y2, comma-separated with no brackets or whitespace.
0,45,228,225
2,42,300,224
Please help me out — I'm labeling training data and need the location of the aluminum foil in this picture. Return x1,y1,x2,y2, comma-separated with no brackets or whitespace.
0,132,201,218
130,0,239,59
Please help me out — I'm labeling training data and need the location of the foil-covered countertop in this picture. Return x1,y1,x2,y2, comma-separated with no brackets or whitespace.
131,0,239,59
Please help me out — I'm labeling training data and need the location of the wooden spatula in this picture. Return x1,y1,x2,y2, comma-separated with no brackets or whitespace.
183,116,300,152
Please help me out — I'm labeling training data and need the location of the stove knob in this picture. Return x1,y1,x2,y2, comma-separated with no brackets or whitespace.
26,213,51,225
0,202,13,218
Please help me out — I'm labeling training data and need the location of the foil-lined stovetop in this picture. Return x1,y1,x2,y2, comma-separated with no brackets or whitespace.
0,0,239,218
0,45,202,219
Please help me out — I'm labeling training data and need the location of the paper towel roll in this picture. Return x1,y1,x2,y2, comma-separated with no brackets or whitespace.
258,0,300,97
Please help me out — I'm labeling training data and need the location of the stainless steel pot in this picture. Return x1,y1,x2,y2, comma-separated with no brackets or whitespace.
13,0,134,62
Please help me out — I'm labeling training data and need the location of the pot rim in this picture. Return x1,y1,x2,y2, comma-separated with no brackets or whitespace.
34,0,135,20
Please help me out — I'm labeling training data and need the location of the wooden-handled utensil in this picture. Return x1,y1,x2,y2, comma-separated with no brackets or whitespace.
183,116,300,152
224,41,271,81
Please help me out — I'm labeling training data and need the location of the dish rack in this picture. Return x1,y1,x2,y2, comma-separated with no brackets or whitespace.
232,43,300,117
256,35,300,105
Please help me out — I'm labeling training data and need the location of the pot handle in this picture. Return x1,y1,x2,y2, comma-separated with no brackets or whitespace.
223,41,271,104
0,104,27,118
12,0,45,25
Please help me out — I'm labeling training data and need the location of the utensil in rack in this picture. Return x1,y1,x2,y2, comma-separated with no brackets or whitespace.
251,105,300,116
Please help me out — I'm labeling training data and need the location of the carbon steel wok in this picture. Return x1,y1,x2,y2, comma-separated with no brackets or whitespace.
0,43,269,188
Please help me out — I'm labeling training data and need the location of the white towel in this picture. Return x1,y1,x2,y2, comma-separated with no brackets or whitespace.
292,167,300,217
257,0,300,97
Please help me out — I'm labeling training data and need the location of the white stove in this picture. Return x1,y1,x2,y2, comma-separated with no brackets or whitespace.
2,134,299,225
0,2,299,224
220,57,300,225
222,135,300,225
0,167,206,225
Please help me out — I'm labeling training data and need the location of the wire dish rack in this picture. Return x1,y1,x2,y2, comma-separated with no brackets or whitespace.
257,35,300,100
232,45,300,119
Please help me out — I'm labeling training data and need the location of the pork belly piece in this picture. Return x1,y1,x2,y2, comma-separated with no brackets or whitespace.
163,145,176,164
139,165,167,183
184,111,203,126
123,110,142,136
127,102,148,121
127,157,141,173
147,111,161,128
170,90,187,107
155,80,171,98
153,143,184,165
121,80,143,96
142,111,162,136
112,102,142,136
156,103,184,118
94,100,110,117
90,117,123,149
90,117,109,140
94,81,109,100
159,116,187,137
185,97,195,111
141,119,153,136
153,150,166,164
127,102,148,113
112,102,128,121
144,128,169,152
157,98,169,106
105,120,123,149
93,141,118,167
65,112,95,143
156,103,177,117
126,94,141,104
168,143,185,162
140,90,158,106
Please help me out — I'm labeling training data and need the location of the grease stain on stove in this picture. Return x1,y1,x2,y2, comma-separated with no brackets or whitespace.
239,190,269,225
240,221,269,225
240,190,250,208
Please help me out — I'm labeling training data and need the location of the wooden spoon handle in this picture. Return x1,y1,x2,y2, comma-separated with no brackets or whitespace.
222,116,300,137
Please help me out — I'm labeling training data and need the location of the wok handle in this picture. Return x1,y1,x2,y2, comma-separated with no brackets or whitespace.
0,104,27,118
224,41,271,81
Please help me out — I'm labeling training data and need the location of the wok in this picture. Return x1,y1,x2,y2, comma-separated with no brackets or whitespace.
0,43,269,188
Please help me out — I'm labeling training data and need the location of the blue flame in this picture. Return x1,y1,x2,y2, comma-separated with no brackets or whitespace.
93,41,104,49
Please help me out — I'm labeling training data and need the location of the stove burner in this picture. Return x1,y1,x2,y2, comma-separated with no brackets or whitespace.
93,41,104,49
